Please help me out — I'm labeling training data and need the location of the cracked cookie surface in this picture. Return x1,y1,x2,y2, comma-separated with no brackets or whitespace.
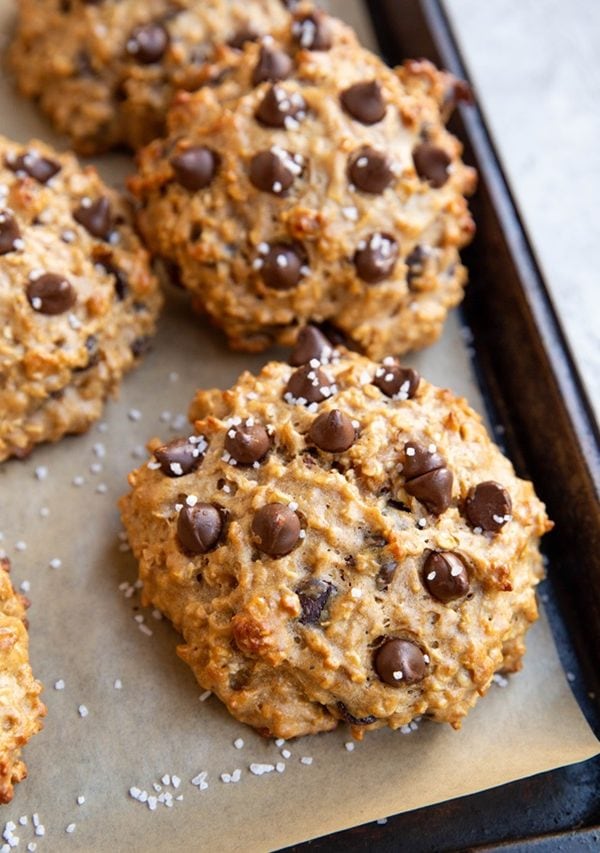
0,558,45,804
130,10,476,359
0,134,161,462
9,0,293,154
120,338,551,739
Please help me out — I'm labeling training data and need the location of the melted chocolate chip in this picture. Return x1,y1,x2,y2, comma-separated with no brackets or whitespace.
296,578,335,624
26,273,76,315
292,12,332,50
260,242,305,290
285,364,334,404
95,255,128,300
73,197,112,239
336,702,377,726
373,362,420,399
354,233,398,283
249,148,301,195
126,22,169,64
290,325,332,366
340,81,386,124
170,147,219,191
224,423,270,465
6,151,61,184
403,441,453,515
374,639,427,686
255,85,307,128
155,437,205,477
131,335,152,358
252,503,301,556
423,551,469,603
0,210,22,255
348,147,393,194
309,410,356,453
177,503,222,553
413,143,451,188
406,245,427,288
465,481,512,533
252,45,293,86
227,26,259,50
375,560,397,591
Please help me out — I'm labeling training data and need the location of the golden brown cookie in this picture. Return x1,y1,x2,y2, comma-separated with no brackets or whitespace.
0,558,45,804
8,0,294,154
0,134,161,462
130,10,476,359
119,335,551,739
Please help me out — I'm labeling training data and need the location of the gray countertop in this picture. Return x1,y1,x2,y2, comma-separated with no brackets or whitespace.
443,0,600,419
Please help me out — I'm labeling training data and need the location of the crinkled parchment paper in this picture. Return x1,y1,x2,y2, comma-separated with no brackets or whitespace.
0,2,598,850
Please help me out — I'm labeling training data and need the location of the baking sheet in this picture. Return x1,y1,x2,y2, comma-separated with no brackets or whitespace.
0,2,598,851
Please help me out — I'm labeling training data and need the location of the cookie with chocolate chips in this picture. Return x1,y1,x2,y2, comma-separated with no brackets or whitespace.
130,11,476,360
8,0,292,154
0,134,161,462
120,346,551,740
0,558,46,804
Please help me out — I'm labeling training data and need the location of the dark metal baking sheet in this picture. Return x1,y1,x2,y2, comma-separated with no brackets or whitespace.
286,0,600,849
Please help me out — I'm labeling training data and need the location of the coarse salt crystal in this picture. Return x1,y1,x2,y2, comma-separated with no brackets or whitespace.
78,705,89,718
114,679,122,689
77,796,85,805
234,738,244,749
249,763,275,776
128,409,142,421
66,824,76,834
199,690,212,702
281,749,291,759
300,756,313,766
345,742,355,752
54,679,65,690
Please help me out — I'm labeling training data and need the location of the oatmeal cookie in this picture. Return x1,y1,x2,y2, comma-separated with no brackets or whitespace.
120,333,551,739
8,0,294,154
0,558,45,804
130,10,476,359
0,134,161,462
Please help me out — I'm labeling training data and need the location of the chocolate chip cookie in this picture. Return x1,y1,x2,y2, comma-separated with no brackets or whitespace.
0,558,45,803
0,134,161,462
130,10,476,359
119,335,551,739
8,0,293,154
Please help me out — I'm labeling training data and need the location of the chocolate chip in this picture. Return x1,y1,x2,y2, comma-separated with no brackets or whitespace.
26,273,76,315
403,441,444,479
131,335,151,358
289,325,332,366
73,334,99,372
255,84,307,128
465,481,512,532
296,578,335,624
252,503,300,556
6,151,61,184
309,410,356,453
227,26,259,50
373,362,420,399
170,147,219,191
0,210,22,255
177,503,222,554
252,45,293,86
95,255,128,300
73,197,112,239
348,147,393,194
376,560,397,591
260,242,305,290
423,551,469,603
336,702,377,726
285,364,334,404
341,81,386,124
354,233,398,283
126,22,169,64
155,437,205,477
403,441,453,515
292,12,332,50
413,143,451,188
374,639,427,686
224,423,270,465
249,148,301,195
406,245,427,288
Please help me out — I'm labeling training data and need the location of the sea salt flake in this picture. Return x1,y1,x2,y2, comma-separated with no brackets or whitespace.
249,763,275,776
300,756,313,766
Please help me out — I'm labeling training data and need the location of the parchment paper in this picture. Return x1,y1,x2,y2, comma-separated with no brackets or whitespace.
0,3,598,851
